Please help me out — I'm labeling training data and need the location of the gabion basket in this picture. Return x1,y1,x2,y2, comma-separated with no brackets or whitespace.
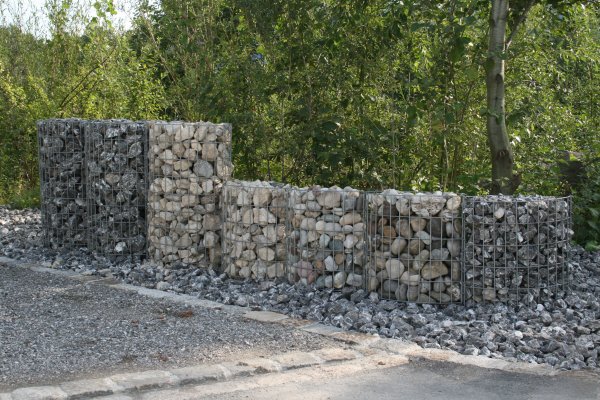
222,180,288,280
147,121,232,268
365,190,463,304
84,120,148,260
462,195,572,304
287,186,366,291
38,119,87,248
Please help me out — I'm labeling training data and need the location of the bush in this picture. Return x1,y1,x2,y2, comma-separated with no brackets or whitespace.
5,186,40,209
572,162,600,251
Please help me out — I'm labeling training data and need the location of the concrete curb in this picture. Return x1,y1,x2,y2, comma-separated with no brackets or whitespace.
0,348,366,400
0,256,579,400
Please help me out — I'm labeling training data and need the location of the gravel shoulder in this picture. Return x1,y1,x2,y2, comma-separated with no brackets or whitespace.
0,263,340,391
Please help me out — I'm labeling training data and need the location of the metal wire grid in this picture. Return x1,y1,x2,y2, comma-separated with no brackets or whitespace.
84,120,148,260
147,121,232,268
222,181,288,280
286,187,366,290
462,195,572,304
38,119,87,249
365,191,463,304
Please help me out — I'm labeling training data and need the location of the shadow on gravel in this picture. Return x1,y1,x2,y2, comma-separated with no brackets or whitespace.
0,264,339,391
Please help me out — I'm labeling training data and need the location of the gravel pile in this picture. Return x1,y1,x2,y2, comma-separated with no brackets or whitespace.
1,207,598,372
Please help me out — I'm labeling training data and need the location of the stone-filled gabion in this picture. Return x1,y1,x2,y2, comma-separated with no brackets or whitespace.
85,120,148,259
287,186,366,290
222,180,288,280
147,121,232,268
462,195,572,304
38,119,87,248
365,190,463,303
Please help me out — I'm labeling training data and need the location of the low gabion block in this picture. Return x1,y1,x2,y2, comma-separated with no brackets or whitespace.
365,190,463,303
147,121,232,268
85,120,148,259
222,180,288,280
462,195,572,304
38,119,87,248
287,186,366,290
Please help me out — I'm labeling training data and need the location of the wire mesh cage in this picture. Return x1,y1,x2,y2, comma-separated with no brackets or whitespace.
287,186,366,290
222,180,288,280
462,195,572,304
147,121,232,269
364,190,463,304
84,120,148,260
38,119,87,248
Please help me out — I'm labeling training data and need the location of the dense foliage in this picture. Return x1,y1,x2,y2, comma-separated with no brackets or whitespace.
0,0,598,245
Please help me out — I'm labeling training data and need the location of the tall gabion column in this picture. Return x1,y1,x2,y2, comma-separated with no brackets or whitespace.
462,195,572,304
38,119,87,248
287,186,366,290
85,120,148,259
222,180,288,280
147,121,232,268
365,190,463,304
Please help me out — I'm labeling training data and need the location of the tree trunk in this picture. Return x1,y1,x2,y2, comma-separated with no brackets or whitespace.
486,0,519,194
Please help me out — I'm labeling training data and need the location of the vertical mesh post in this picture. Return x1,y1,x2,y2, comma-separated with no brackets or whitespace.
287,186,366,291
85,120,148,260
38,119,87,249
365,191,462,304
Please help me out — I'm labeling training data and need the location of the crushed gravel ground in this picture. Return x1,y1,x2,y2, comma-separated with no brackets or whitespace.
0,264,339,391
1,206,599,375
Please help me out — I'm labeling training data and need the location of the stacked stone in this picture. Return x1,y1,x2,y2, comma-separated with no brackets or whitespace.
85,120,148,258
222,180,288,280
287,186,366,290
365,190,462,303
462,195,572,303
38,119,87,248
147,121,232,268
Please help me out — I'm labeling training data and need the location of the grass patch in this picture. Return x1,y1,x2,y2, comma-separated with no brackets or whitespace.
1,186,41,209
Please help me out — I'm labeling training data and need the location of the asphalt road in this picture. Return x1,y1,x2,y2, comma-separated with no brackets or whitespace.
137,357,600,400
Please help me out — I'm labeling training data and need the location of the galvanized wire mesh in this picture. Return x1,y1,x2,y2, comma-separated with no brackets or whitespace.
147,121,232,268
462,195,572,304
84,120,148,260
222,180,288,280
38,119,87,248
365,191,463,303
36,117,576,307
287,187,366,290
